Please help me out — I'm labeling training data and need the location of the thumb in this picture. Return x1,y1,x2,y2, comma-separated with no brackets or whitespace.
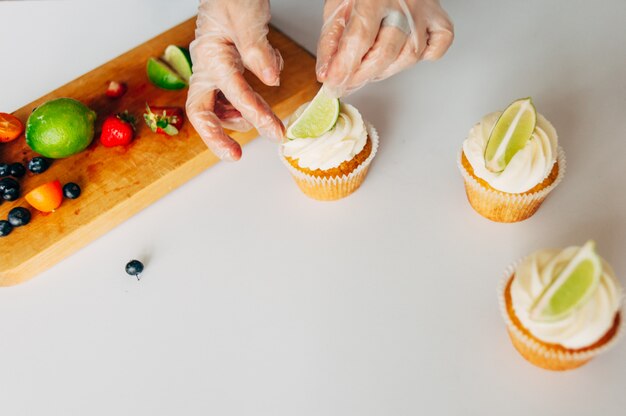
239,37,284,87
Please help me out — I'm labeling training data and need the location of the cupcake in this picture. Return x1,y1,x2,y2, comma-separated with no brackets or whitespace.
499,241,623,371
458,98,565,222
280,101,378,201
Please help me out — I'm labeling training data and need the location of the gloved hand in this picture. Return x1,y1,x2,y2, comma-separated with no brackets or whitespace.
186,0,285,161
316,0,454,97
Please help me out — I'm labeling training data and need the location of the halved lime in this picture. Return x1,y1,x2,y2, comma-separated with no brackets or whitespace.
286,87,340,139
530,241,602,322
146,57,187,90
163,45,192,83
484,98,537,173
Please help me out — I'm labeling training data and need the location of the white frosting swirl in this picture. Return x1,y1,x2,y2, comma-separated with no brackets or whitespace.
463,112,558,193
282,103,367,170
511,247,622,349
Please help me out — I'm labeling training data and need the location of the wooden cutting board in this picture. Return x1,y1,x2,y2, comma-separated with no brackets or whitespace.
0,17,319,286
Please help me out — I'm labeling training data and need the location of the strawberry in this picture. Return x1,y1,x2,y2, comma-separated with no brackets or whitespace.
100,112,135,147
143,104,184,136
105,81,127,99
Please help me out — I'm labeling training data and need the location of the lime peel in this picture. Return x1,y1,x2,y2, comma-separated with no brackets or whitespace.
286,87,340,140
484,97,537,173
530,241,602,322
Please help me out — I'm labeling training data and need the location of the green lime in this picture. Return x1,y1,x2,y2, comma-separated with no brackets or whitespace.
286,87,340,139
146,57,187,90
163,45,192,83
25,98,96,159
484,97,537,173
530,241,602,322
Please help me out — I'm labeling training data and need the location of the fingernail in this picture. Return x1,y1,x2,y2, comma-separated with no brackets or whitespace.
263,68,278,86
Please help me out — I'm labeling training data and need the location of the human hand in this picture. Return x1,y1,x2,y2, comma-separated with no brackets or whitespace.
186,0,285,161
316,0,454,97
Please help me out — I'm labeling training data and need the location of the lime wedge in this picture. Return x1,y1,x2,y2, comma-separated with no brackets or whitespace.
530,241,602,322
484,98,537,173
163,45,192,83
286,87,340,139
146,57,187,90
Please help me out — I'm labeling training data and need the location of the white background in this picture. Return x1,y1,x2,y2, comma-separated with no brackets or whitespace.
1,1,626,415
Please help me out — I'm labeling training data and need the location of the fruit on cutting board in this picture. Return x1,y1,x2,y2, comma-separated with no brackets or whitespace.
0,113,24,143
146,45,193,90
27,157,51,174
100,112,135,147
0,177,20,201
25,180,63,213
8,162,25,178
105,81,127,99
144,105,184,136
8,207,31,227
0,220,12,237
25,98,97,159
63,183,81,200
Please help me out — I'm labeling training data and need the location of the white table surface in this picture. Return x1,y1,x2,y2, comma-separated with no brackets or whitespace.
1,1,626,415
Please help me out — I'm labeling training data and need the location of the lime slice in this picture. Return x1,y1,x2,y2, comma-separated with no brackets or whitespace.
146,57,187,90
286,87,340,139
530,241,602,322
484,97,537,173
163,45,192,83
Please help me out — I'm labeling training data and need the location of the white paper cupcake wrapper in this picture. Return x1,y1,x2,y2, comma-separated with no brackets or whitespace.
497,259,624,362
458,146,567,202
279,122,379,200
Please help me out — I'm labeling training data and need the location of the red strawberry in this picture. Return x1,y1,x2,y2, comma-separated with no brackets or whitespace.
105,81,127,99
100,112,135,147
143,105,184,136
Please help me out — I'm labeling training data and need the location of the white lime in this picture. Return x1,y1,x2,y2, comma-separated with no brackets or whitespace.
286,87,340,139
484,97,537,173
530,241,602,322
163,45,192,83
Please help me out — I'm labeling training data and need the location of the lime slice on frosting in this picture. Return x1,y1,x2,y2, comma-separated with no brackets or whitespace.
484,97,537,173
530,241,602,322
163,45,193,83
286,87,340,139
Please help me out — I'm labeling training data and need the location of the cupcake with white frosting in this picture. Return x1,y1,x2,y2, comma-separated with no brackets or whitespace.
280,102,378,201
499,242,623,371
458,98,565,222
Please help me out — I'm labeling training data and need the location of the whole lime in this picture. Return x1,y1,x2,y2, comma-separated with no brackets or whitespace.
26,98,97,159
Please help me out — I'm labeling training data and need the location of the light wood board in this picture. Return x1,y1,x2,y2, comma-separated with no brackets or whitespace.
0,17,319,286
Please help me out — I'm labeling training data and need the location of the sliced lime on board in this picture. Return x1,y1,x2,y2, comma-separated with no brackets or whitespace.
147,57,187,90
286,87,340,139
163,45,192,83
530,241,602,322
147,45,192,90
484,98,537,173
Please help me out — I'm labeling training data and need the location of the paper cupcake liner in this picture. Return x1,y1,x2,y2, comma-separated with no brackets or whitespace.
497,260,623,371
458,147,566,222
279,122,379,201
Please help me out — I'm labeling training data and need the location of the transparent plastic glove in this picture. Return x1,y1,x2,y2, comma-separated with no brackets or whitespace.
317,0,454,98
186,0,285,161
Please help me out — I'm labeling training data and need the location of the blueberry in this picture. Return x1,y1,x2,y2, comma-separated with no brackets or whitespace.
8,207,31,227
125,260,144,277
0,163,8,177
9,162,26,178
0,220,13,237
27,157,51,174
0,177,18,192
0,178,20,201
63,182,81,199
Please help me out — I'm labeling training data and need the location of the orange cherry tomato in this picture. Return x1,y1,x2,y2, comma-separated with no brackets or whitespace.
0,113,24,143
25,180,63,213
